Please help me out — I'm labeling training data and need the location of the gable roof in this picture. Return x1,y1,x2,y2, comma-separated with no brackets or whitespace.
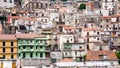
86,51,118,61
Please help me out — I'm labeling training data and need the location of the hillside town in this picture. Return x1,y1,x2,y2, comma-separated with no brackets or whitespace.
0,0,120,68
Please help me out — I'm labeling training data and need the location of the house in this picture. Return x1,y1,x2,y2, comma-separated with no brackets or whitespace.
0,35,17,68
92,42,110,51
82,27,104,50
86,51,119,66
16,33,51,68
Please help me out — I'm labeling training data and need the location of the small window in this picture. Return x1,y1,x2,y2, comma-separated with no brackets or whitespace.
11,48,13,52
23,53,25,58
40,46,42,49
75,52,77,55
23,46,25,49
106,20,109,22
19,53,20,56
3,55,5,59
40,53,43,57
30,46,33,49
3,48,5,52
65,52,67,55
30,53,33,58
4,0,7,2
10,0,12,3
36,53,38,56
91,24,93,27
11,55,13,59
46,65,50,67
11,42,13,46
79,46,82,49
3,42,5,46
97,38,100,40
97,32,100,35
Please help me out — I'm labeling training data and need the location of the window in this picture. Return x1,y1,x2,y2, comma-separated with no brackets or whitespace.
67,40,69,43
91,24,93,27
87,32,89,36
23,46,25,49
40,53,43,58
40,46,42,49
75,52,77,55
30,53,33,58
30,46,33,49
11,42,13,46
11,55,13,59
97,38,99,40
19,53,20,56
4,0,7,2
3,55,5,59
65,52,67,55
18,46,20,49
23,53,25,58
36,53,38,56
11,48,13,52
97,32,99,35
106,20,109,22
79,46,82,49
3,48,5,52
3,42,5,46
10,0,12,3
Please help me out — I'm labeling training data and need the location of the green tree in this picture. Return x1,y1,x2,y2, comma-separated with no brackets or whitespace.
115,51,120,64
79,4,86,10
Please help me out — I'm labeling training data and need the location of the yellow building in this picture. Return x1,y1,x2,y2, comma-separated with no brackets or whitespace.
0,35,17,68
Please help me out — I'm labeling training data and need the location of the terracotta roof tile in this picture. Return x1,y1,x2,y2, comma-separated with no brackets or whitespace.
60,58,74,62
16,33,39,39
83,27,104,31
86,51,118,61
0,35,16,40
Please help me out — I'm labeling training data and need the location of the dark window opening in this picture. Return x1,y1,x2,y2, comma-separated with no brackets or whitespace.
30,53,33,58
40,53,43,58
23,53,25,58
11,55,13,59
11,48,13,52
23,46,25,49
3,55,5,59
11,42,13,46
3,42,5,46
3,48,5,52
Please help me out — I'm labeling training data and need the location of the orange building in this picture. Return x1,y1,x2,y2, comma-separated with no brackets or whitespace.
0,35,17,68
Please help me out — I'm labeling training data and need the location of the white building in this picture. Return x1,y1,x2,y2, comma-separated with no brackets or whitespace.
0,0,14,8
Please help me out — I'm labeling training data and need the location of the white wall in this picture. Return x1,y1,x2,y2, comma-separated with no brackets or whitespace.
3,61,12,68
0,0,14,8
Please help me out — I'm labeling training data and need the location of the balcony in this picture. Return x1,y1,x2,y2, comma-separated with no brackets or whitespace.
36,42,46,46
64,48,72,51
74,49,85,51
19,42,34,46
64,54,72,58
21,49,35,53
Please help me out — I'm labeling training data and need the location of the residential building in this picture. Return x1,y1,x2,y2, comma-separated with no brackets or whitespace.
16,34,51,68
0,0,14,8
0,35,17,68
86,51,119,66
